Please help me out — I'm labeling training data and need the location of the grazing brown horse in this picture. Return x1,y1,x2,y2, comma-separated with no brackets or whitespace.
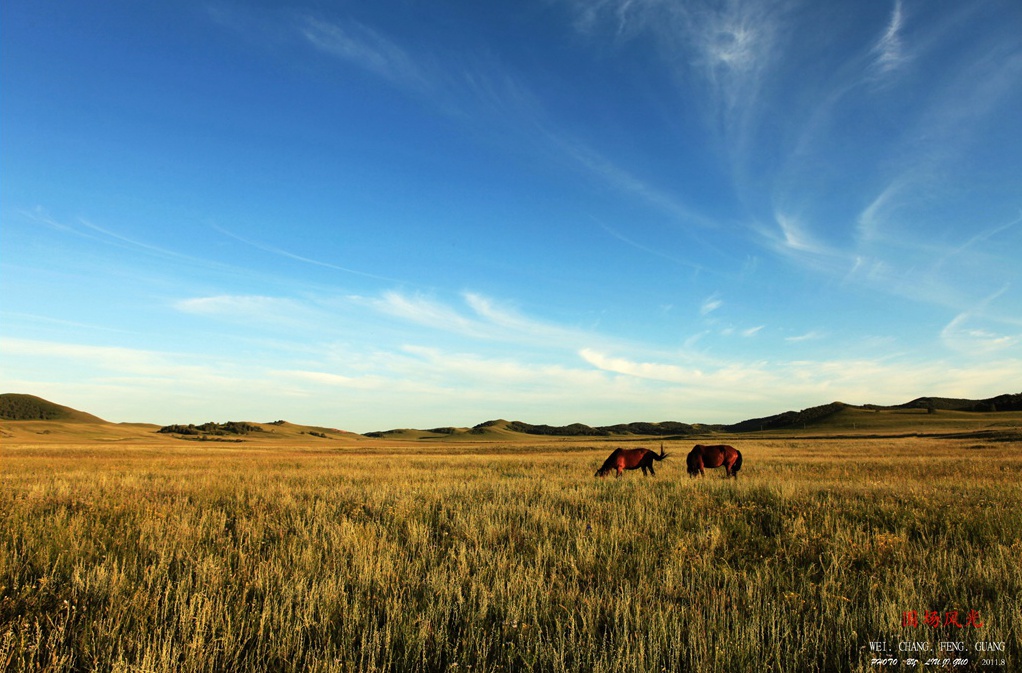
595,445,669,478
686,444,742,478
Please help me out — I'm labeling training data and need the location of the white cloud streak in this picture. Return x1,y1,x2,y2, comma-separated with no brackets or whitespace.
300,16,431,94
700,294,723,316
174,295,320,329
579,346,1022,408
356,290,598,350
21,208,229,272
871,0,908,78
213,225,401,283
785,331,823,343
294,13,712,230
940,286,1022,355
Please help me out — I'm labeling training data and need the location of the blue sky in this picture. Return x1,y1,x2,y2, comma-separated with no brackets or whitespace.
2,1,1020,432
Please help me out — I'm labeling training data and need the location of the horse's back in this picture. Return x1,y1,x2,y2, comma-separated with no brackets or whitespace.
623,448,653,467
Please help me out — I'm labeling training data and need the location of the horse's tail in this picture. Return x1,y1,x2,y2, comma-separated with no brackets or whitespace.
653,442,669,461
732,449,743,475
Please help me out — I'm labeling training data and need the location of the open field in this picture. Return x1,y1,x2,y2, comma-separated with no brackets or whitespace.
2,433,1021,672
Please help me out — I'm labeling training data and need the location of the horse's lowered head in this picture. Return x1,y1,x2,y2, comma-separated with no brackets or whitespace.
686,449,702,477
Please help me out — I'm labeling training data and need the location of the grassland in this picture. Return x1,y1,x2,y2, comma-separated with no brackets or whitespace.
2,431,1021,672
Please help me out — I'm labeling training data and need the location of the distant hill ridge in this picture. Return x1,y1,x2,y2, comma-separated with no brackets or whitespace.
896,394,1022,412
3,391,1020,437
375,393,1022,437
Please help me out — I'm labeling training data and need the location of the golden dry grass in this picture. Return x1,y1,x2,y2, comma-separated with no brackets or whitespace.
2,435,1020,672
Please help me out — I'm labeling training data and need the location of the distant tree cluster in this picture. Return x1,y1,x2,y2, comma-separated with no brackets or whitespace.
470,419,697,437
601,421,697,436
362,429,407,438
158,421,264,436
512,421,609,436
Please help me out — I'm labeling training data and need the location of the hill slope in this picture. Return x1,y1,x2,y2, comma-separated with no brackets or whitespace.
0,393,106,423
722,395,1022,434
725,402,849,432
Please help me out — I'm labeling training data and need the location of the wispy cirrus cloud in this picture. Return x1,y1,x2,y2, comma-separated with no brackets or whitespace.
171,288,602,353
579,348,704,385
578,345,1022,407
359,290,598,349
174,294,321,329
941,314,1020,355
1,337,179,375
870,0,909,78
940,285,1022,355
300,16,432,94
682,0,788,123
296,13,711,230
212,224,401,283
462,293,568,340
359,291,492,339
856,179,909,245
759,212,840,263
559,0,789,134
700,294,723,316
400,345,605,389
21,208,223,270
596,221,710,271
544,134,713,228
932,211,1022,276
785,331,824,343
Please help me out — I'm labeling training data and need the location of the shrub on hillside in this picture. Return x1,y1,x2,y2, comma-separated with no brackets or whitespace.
158,421,263,436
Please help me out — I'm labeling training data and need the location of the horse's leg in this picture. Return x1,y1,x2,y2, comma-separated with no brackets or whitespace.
649,463,656,476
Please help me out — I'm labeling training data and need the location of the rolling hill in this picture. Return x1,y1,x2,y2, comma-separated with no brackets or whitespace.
365,394,1022,439
1,393,107,423
2,392,1020,444
0,394,364,445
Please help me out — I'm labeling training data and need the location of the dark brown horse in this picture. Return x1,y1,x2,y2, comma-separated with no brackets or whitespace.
595,445,669,478
686,444,742,478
